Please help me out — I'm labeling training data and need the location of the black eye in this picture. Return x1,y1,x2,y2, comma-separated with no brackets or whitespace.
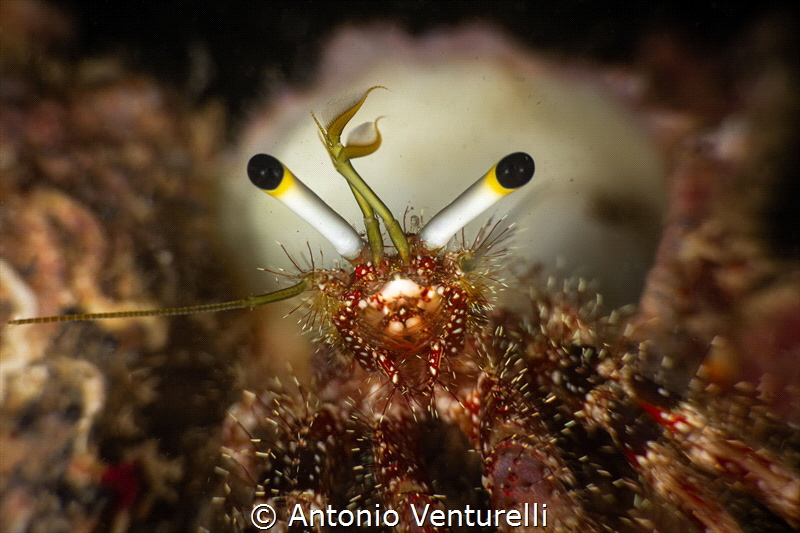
496,152,535,189
248,153,284,191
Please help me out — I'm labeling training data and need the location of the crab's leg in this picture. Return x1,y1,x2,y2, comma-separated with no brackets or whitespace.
372,347,402,386
465,310,706,533
616,372,800,530
371,416,448,533
216,388,349,531
474,362,602,533
583,377,797,533
425,285,470,381
333,295,403,385
658,402,800,528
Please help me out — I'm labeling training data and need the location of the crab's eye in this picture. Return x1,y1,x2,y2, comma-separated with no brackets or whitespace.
247,153,365,260
247,153,284,190
496,152,535,189
419,152,535,249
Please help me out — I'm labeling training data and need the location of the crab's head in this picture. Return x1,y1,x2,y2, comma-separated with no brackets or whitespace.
246,88,534,390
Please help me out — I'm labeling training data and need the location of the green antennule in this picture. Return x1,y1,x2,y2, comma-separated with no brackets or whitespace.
312,86,411,265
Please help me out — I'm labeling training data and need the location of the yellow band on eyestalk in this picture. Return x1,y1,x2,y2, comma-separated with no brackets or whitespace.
247,154,365,260
419,152,534,249
268,164,294,197
485,163,515,195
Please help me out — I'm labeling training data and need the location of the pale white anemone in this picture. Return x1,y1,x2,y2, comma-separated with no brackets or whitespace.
219,24,665,379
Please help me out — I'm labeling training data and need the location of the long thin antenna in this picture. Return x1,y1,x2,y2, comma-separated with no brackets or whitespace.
8,277,312,325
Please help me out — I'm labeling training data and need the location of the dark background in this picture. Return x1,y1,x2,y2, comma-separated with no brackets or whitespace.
50,1,795,118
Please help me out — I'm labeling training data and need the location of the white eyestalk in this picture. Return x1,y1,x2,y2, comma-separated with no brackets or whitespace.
247,153,365,261
419,152,535,249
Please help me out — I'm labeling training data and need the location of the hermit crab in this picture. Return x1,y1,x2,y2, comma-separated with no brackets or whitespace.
8,85,799,533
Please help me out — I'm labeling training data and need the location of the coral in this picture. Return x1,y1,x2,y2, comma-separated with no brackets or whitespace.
1,2,239,531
